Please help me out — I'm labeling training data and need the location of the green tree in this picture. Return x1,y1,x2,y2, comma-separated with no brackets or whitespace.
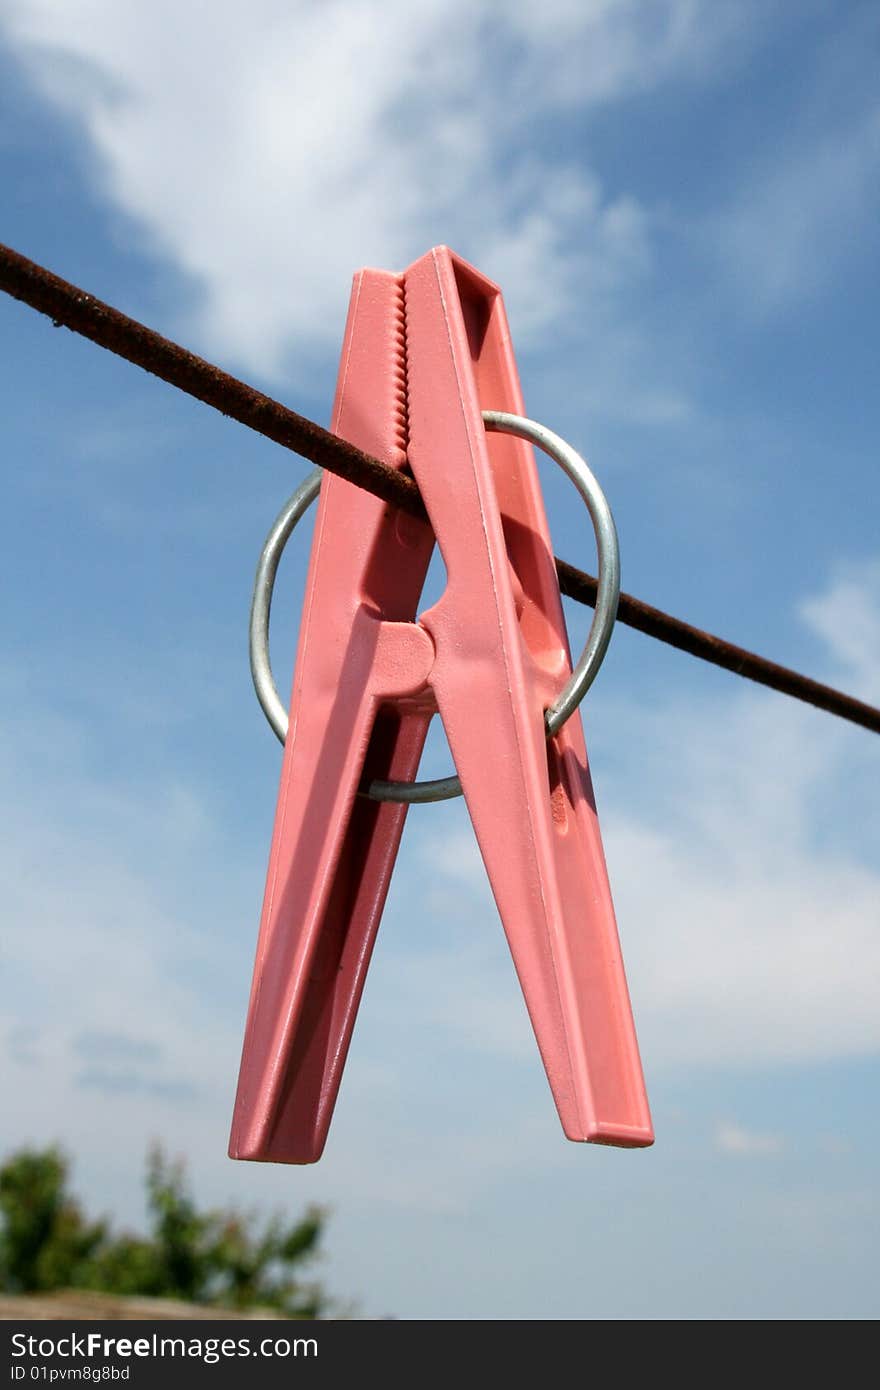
0,1145,327,1318
0,1147,106,1293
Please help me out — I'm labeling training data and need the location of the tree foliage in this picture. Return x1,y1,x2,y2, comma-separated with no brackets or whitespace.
0,1145,327,1318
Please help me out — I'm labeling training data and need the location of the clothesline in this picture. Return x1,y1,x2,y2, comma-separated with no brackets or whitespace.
1,240,877,738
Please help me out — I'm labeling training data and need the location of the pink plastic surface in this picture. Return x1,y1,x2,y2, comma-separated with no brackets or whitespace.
229,248,653,1163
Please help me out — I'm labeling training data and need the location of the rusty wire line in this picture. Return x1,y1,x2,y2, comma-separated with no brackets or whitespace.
2,241,878,738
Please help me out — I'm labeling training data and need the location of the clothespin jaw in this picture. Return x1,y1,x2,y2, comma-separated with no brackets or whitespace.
229,268,435,1164
230,247,653,1164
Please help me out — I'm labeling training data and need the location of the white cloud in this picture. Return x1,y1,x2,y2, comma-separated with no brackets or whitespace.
415,562,880,1073
800,557,880,702
1,0,752,382
714,1121,784,1156
603,686,880,1069
0,743,231,1099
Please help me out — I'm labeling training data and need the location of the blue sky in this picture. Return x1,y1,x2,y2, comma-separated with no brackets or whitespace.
1,0,878,1319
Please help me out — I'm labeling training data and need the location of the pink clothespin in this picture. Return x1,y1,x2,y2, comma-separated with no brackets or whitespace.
230,247,653,1164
